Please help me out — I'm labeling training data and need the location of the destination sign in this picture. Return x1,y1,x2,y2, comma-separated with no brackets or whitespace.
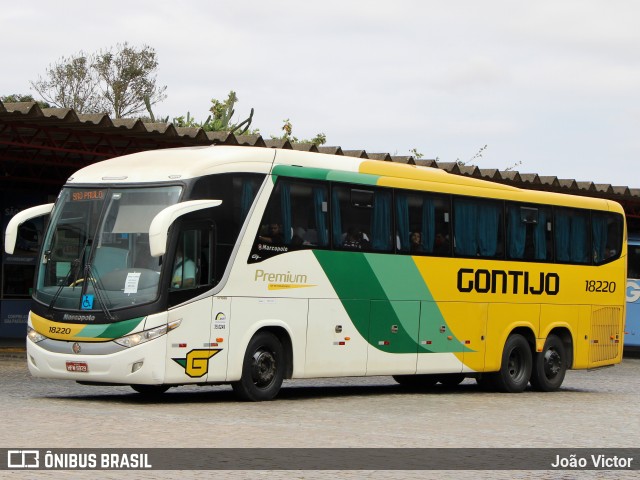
71,190,105,201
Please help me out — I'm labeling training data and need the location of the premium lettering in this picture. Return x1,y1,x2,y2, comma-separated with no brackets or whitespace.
254,269,308,284
457,268,559,295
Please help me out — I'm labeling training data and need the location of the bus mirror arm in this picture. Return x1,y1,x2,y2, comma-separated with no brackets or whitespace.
4,203,54,254
148,200,222,257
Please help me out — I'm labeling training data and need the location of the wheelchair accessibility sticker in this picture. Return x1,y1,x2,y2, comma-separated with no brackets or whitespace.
81,295,94,310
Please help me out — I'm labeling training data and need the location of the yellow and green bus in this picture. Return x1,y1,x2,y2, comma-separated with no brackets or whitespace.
5,146,625,400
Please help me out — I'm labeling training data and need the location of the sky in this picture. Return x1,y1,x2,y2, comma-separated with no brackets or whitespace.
2,0,640,187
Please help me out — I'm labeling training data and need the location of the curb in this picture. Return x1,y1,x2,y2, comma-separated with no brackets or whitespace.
0,349,26,359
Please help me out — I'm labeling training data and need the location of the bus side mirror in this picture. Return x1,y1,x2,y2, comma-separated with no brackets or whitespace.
148,200,222,257
5,203,54,254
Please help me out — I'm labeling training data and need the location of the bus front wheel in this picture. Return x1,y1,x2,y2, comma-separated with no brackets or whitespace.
131,384,170,395
493,334,532,393
232,331,284,401
530,334,566,392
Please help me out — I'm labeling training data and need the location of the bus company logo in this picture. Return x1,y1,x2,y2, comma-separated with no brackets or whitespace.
172,349,221,378
8,450,39,469
63,313,96,322
627,280,640,303
457,268,560,295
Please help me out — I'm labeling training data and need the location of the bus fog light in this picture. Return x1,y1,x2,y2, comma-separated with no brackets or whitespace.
132,361,144,373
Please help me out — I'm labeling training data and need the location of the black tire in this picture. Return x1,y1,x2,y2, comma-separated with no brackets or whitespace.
493,334,532,393
232,331,284,401
530,334,567,392
392,374,439,388
436,373,466,387
131,384,170,395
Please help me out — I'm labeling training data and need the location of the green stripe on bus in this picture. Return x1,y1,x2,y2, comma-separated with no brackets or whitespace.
94,317,145,339
313,251,471,354
76,324,110,337
272,165,381,186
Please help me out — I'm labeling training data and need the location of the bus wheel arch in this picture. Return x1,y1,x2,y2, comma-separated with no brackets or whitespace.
530,329,571,392
232,327,292,401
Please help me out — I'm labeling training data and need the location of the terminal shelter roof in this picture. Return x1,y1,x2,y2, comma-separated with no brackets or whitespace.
2,100,640,216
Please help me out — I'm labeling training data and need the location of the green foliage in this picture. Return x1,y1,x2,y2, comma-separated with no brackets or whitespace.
171,91,257,134
0,94,51,108
453,144,488,166
409,148,424,159
271,118,327,146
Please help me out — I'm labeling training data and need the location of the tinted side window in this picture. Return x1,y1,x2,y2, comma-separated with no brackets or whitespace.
628,243,640,279
251,178,329,261
506,203,553,261
592,211,623,265
331,185,393,252
555,208,590,264
396,191,451,255
453,197,503,258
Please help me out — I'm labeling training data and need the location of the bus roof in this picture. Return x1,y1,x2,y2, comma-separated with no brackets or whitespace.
67,145,623,214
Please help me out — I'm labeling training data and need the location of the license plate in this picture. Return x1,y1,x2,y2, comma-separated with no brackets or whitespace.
66,361,89,373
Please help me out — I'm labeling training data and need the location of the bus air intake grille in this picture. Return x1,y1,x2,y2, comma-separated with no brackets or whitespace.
589,306,622,365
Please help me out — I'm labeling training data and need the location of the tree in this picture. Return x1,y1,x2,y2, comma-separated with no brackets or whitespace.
30,52,105,113
93,43,166,119
30,43,166,118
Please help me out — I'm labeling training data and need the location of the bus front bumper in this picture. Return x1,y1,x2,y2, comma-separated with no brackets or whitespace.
26,337,167,385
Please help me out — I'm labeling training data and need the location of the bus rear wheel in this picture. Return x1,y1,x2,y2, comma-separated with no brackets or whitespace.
492,334,532,393
530,334,566,392
232,331,284,401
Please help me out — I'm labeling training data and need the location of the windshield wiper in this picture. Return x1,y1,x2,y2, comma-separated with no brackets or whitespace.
47,256,81,313
48,236,91,313
84,264,115,322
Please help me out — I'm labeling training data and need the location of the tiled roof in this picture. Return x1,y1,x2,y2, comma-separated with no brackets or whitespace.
1,100,638,203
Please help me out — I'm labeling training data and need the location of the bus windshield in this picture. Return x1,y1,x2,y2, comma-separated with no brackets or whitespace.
35,186,182,313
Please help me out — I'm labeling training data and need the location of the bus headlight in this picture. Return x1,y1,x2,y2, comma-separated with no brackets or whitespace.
114,319,181,348
27,326,46,344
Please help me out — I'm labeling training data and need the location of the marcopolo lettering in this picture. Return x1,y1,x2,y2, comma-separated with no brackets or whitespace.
457,268,560,295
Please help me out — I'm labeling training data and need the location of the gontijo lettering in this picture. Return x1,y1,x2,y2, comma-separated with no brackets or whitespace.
457,268,560,295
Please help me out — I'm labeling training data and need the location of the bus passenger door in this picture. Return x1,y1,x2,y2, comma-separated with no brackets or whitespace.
366,300,420,375
305,299,368,377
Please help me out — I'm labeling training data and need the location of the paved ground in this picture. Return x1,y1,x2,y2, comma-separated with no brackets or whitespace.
0,351,639,479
